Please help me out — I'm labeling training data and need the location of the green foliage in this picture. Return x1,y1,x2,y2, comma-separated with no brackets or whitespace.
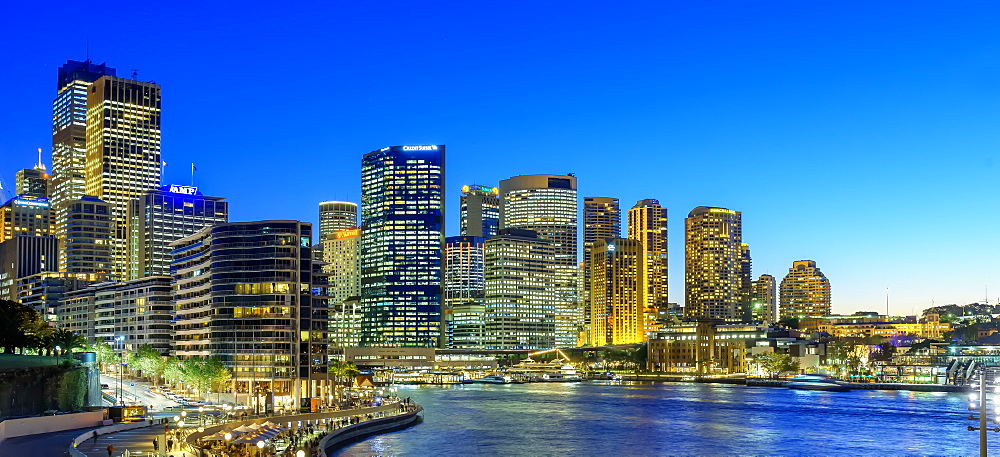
756,352,800,378
778,317,800,329
129,344,167,384
49,328,86,360
178,356,232,395
87,342,119,371
163,356,185,383
0,300,47,354
57,367,86,411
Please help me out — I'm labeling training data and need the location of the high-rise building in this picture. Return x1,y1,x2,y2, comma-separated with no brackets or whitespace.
483,229,556,349
582,197,620,344
444,236,486,310
56,195,114,278
17,271,99,323
499,174,579,347
628,199,668,311
590,238,645,345
84,74,162,278
171,221,324,410
318,201,358,241
1,196,54,241
459,185,500,238
322,227,361,348
51,60,117,240
16,151,49,198
684,206,750,322
360,145,445,348
739,243,753,322
751,274,777,323
446,301,486,349
0,235,59,301
779,260,832,320
127,184,228,279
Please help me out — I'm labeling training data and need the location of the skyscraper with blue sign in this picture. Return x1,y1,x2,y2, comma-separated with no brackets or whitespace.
127,185,227,279
360,145,445,348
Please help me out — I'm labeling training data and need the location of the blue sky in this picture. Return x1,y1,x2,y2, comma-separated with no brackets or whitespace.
2,1,999,315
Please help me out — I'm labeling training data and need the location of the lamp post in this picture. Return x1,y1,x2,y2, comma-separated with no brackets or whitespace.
114,336,125,406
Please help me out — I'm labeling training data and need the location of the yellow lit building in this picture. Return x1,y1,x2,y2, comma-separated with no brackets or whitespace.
684,206,751,322
590,238,645,345
628,199,668,335
583,197,621,344
751,274,777,324
778,260,831,319
84,75,162,279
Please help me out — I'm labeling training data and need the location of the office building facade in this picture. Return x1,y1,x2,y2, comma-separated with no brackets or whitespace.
628,199,668,329
582,197,620,344
51,60,117,240
483,228,557,349
92,276,174,354
84,74,162,278
499,174,579,347
360,145,445,348
590,238,645,345
684,206,751,322
779,260,832,320
127,184,228,280
459,185,500,238
1,196,54,241
16,155,49,198
0,235,59,302
444,236,486,310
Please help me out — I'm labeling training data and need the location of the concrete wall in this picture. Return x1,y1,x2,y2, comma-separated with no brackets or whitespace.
319,406,422,457
0,410,104,446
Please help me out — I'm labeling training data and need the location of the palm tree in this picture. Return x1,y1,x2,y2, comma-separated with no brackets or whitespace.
49,328,86,362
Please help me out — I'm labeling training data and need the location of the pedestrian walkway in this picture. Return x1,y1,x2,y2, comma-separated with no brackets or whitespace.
0,426,94,456
74,426,192,457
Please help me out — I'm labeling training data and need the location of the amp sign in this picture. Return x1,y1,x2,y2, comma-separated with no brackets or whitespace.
168,185,198,195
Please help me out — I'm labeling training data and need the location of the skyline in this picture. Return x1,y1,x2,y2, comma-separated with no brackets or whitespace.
3,2,1000,314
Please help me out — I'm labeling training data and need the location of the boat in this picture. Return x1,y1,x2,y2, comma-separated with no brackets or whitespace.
787,374,852,392
468,375,519,384
587,372,621,381
506,358,582,383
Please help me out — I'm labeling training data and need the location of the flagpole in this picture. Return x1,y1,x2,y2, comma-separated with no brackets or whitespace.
191,163,195,187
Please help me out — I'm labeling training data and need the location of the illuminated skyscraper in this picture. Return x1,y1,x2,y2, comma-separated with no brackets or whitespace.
322,227,362,348
55,195,114,277
684,206,751,322
582,197,620,344
444,236,486,309
779,260,831,319
0,235,58,302
51,60,116,241
16,150,49,198
483,229,556,349
84,74,162,279
590,238,645,345
360,145,445,348
171,221,323,408
628,199,668,334
459,185,499,238
499,174,579,347
127,185,228,279
1,196,53,241
751,274,777,323
318,201,358,241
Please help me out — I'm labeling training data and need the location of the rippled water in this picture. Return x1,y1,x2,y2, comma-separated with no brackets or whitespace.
333,382,989,456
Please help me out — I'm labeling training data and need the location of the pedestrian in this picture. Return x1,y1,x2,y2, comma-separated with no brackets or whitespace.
106,443,114,457
167,438,173,451
153,438,159,451
93,430,98,443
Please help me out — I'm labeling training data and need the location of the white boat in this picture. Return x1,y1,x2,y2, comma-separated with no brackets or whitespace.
469,375,518,384
787,374,852,392
506,358,582,383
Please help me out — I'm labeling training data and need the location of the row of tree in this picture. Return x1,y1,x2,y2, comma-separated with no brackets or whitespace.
92,342,233,396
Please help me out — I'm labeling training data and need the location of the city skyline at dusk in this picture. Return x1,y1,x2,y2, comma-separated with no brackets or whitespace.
4,2,1000,314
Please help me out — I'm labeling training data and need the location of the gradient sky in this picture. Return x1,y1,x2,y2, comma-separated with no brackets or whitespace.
2,1,999,315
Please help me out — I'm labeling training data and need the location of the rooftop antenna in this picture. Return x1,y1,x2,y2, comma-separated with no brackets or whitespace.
35,148,47,172
131,69,139,80
85,38,89,63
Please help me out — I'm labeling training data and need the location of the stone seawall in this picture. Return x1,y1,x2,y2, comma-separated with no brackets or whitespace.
619,374,967,392
320,406,422,457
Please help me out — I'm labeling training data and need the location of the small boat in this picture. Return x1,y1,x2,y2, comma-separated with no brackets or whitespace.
507,358,583,382
588,372,621,381
468,375,518,384
787,374,852,392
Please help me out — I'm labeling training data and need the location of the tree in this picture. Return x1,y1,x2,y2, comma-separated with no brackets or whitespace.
88,342,119,372
757,352,800,379
130,344,167,384
0,300,45,354
49,328,86,361
163,357,185,385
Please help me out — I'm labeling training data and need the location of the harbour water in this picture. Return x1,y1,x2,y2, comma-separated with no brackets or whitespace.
334,381,991,456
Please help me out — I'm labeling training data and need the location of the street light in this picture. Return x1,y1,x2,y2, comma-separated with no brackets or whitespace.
114,336,125,406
